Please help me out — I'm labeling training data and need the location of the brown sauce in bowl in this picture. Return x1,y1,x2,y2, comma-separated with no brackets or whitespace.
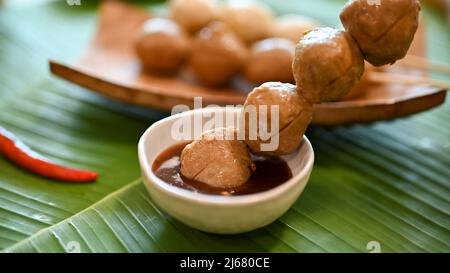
152,142,293,196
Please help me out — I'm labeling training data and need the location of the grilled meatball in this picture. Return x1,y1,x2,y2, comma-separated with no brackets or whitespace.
241,82,313,156
135,18,190,72
180,127,255,188
245,38,296,85
293,27,365,103
340,0,420,66
189,22,247,86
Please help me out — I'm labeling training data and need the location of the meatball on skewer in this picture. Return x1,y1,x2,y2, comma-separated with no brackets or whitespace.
180,127,255,188
241,82,313,156
340,0,420,66
293,27,365,103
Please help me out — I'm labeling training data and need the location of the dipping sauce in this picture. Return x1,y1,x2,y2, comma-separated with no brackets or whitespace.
152,142,293,196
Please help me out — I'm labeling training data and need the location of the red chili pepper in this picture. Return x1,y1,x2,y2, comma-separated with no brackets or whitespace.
0,126,98,183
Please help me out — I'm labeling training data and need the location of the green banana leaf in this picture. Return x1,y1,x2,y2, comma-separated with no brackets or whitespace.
0,0,449,253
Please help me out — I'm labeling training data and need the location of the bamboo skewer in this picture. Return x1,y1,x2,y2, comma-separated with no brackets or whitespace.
397,55,450,76
368,71,450,90
367,55,450,89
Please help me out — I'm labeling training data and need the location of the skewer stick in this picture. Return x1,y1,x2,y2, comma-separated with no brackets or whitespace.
397,55,450,76
368,71,450,90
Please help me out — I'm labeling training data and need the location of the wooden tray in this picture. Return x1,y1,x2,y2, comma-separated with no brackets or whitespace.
50,1,447,125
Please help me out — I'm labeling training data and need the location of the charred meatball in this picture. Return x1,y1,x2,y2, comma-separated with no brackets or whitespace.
293,27,365,103
170,0,218,33
340,0,420,66
241,82,313,156
245,38,296,84
189,22,247,86
135,18,190,72
180,127,255,188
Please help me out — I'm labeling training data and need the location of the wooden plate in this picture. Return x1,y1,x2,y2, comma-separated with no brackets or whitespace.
50,1,447,125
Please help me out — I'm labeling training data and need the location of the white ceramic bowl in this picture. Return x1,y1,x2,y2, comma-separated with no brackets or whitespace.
138,107,314,234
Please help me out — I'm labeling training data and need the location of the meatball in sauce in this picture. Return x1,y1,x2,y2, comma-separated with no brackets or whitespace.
153,141,292,196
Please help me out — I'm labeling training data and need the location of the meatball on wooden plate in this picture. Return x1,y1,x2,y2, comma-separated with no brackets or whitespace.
49,1,446,125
